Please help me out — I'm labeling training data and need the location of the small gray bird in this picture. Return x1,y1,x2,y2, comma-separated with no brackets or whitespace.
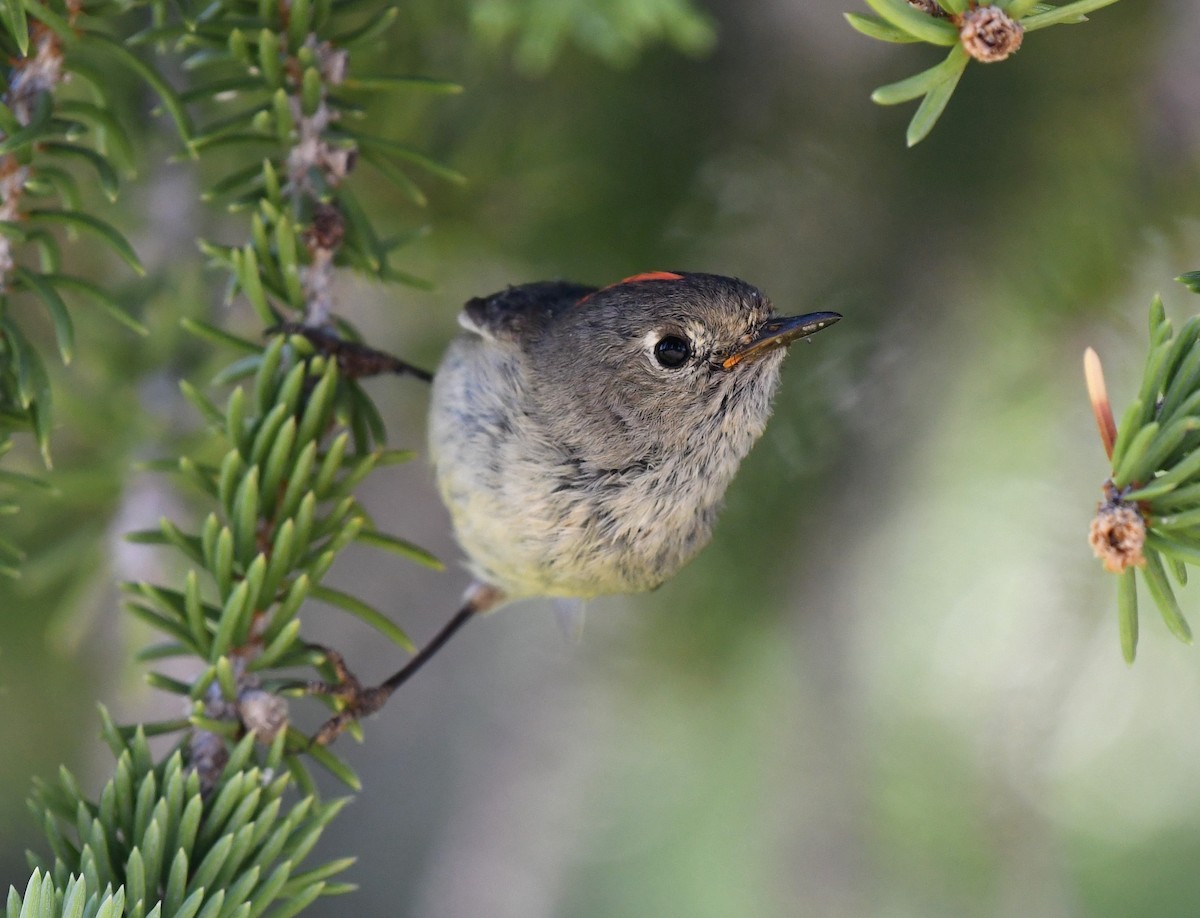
313,270,839,743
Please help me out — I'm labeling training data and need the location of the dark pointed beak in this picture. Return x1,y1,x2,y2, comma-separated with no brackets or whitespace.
722,312,842,370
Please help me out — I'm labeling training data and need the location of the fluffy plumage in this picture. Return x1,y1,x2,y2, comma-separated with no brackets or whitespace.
428,272,832,603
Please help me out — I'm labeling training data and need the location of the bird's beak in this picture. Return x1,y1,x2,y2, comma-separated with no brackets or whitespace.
722,312,842,370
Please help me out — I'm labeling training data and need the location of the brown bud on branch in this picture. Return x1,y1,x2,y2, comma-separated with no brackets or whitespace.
960,5,1024,63
1089,494,1147,574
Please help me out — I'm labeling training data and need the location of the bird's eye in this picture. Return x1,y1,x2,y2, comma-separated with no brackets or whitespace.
653,335,692,368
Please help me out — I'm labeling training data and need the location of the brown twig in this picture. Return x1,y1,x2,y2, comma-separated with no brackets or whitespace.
271,322,433,381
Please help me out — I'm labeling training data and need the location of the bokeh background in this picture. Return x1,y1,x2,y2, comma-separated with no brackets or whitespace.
5,0,1200,915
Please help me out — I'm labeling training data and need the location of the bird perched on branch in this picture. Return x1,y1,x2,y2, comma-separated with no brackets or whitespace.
313,270,840,743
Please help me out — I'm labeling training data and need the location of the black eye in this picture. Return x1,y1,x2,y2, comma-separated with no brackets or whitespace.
654,335,691,368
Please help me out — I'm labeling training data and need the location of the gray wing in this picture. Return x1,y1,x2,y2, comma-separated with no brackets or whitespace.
460,281,597,344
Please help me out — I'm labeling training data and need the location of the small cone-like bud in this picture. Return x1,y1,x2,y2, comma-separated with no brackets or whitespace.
238,688,290,743
960,5,1024,63
1090,502,1147,573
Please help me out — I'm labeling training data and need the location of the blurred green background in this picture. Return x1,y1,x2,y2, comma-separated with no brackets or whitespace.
5,0,1200,915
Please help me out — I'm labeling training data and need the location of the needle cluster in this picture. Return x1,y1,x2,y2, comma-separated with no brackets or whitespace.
1087,282,1200,662
846,0,1122,145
